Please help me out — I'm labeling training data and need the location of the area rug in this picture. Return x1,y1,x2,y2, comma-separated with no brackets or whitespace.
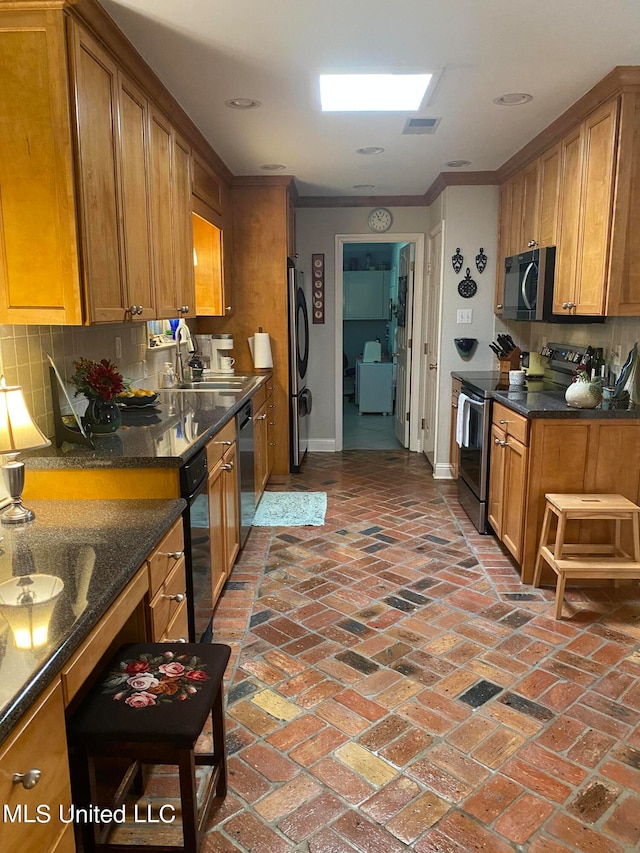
253,491,327,527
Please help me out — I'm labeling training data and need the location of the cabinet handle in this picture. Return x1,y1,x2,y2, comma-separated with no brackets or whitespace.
267,386,275,391
499,419,508,424
527,240,539,248
494,438,507,447
268,403,276,408
222,461,234,470
269,442,276,446
162,592,185,602
225,306,232,313
562,301,576,310
178,305,190,314
429,363,438,370
269,421,276,425
256,413,267,420
213,440,233,446
164,637,187,643
451,403,458,409
13,769,41,790
159,550,184,560
496,303,503,310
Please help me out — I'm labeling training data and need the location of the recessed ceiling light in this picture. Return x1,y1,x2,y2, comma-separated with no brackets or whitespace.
320,73,433,111
493,93,533,106
356,146,385,156
225,98,261,109
445,160,471,168
353,184,375,189
260,163,287,171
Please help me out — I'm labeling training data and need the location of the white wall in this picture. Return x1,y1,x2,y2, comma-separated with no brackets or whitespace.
431,185,500,474
295,206,429,447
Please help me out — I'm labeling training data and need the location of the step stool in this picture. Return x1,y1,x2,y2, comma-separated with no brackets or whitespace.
67,642,230,852
533,493,640,619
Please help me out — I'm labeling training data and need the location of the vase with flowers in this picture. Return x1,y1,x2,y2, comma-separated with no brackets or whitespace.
71,358,124,434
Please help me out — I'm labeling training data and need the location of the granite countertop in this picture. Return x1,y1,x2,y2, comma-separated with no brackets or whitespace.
452,370,640,419
25,374,267,469
0,498,185,744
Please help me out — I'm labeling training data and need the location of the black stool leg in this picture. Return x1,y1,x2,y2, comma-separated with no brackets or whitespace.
211,683,227,797
177,749,199,851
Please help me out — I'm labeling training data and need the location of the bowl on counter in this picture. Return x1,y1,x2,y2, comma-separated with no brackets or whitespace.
116,391,158,407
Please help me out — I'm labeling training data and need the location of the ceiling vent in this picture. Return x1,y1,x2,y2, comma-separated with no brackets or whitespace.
403,117,441,135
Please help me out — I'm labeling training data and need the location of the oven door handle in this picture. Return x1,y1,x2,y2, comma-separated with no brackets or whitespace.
521,262,536,310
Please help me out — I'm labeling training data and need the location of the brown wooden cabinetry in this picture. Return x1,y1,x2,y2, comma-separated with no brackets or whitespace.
488,403,530,563
206,419,239,609
449,378,461,478
0,680,73,852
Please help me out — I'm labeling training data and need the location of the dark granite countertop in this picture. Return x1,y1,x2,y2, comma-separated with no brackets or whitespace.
24,375,267,469
452,370,640,419
0,498,185,744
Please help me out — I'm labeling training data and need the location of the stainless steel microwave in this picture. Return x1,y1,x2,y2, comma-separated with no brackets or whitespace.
502,246,603,323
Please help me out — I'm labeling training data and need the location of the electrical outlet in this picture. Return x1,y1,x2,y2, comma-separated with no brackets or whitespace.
115,336,122,359
457,308,472,324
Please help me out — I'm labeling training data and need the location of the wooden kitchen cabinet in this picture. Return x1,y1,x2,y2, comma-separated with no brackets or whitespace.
193,203,229,318
0,680,73,853
0,5,202,325
206,420,239,608
266,381,277,478
488,403,530,563
449,378,461,478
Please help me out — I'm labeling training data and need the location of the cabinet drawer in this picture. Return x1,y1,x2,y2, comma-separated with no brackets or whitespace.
252,382,268,411
148,558,187,639
206,418,237,468
493,402,529,445
0,680,72,852
160,598,189,643
148,517,185,598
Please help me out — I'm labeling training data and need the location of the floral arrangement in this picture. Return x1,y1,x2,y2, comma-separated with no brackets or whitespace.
71,358,124,401
101,650,209,708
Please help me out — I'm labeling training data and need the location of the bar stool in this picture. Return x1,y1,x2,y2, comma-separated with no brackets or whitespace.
67,642,230,852
533,494,640,618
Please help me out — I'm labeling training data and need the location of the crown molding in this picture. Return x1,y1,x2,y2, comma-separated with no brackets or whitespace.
295,195,426,208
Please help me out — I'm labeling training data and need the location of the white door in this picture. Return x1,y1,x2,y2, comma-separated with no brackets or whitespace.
394,243,415,446
422,225,443,465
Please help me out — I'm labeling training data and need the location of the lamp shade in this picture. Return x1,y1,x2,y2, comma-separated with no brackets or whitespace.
0,574,64,648
0,381,51,454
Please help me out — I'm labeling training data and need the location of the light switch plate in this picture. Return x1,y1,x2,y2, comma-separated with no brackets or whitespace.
457,308,472,324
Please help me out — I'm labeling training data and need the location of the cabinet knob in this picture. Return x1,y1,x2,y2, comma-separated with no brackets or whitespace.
162,592,185,602
13,769,41,790
269,421,276,425
268,403,276,408
496,303,503,310
499,419,508,424
164,637,187,643
178,305,190,314
127,305,137,315
494,438,507,447
137,305,144,315
160,550,184,560
269,442,276,446
222,461,234,470
267,386,275,392
225,306,232,313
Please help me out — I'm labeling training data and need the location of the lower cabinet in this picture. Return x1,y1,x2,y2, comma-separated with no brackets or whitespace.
0,680,73,852
488,420,529,563
254,378,275,504
206,420,239,609
449,378,461,478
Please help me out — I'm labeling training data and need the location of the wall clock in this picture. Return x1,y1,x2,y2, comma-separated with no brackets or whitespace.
368,208,393,233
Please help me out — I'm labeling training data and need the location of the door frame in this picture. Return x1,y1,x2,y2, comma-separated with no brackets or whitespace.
334,232,426,452
419,220,445,468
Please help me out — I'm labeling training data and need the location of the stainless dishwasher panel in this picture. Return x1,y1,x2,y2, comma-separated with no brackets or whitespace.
237,400,255,546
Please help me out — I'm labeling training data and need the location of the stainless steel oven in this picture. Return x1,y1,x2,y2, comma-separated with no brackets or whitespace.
457,384,492,533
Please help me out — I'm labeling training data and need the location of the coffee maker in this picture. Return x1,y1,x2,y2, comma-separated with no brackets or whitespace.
195,333,234,372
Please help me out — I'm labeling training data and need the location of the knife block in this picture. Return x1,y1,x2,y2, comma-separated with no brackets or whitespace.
498,347,522,378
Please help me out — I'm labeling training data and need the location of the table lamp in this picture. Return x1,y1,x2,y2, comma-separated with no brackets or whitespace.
0,379,51,524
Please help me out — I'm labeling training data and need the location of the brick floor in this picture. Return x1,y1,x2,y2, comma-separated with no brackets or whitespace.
160,452,640,849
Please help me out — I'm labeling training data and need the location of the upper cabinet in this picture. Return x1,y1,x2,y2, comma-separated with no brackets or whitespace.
496,72,640,319
192,155,232,317
0,4,224,325
344,271,391,320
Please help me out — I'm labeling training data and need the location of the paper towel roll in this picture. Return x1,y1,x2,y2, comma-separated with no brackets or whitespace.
249,332,273,368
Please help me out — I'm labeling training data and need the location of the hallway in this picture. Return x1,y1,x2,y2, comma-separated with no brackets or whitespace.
169,452,640,851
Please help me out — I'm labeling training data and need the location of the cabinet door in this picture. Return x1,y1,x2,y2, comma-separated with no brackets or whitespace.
193,203,225,317
0,10,83,325
509,172,525,255
501,437,529,562
521,160,540,249
575,100,618,314
116,72,155,319
554,124,584,313
208,461,227,608
487,423,506,537
172,131,195,319
70,23,125,323
254,401,269,501
223,443,240,574
537,144,561,248
148,106,176,320
344,271,388,319
449,379,461,478
495,181,512,312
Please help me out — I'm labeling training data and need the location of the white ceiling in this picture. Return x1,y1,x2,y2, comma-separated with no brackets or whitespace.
99,0,640,198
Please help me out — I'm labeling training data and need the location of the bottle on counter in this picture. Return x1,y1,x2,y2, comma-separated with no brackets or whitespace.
161,362,177,389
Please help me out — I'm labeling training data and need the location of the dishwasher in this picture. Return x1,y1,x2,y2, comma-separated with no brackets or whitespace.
236,400,255,546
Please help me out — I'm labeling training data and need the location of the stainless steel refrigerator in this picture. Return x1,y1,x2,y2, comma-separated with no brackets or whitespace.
287,258,312,471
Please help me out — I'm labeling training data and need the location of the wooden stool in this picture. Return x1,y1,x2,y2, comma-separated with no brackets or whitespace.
533,494,640,619
67,642,230,852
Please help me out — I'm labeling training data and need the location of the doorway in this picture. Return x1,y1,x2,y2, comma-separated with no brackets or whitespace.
335,233,425,453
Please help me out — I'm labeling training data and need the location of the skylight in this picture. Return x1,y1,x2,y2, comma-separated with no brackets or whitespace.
319,74,433,112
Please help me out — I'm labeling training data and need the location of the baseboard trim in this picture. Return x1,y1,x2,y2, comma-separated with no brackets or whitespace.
433,463,455,480
308,439,336,452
